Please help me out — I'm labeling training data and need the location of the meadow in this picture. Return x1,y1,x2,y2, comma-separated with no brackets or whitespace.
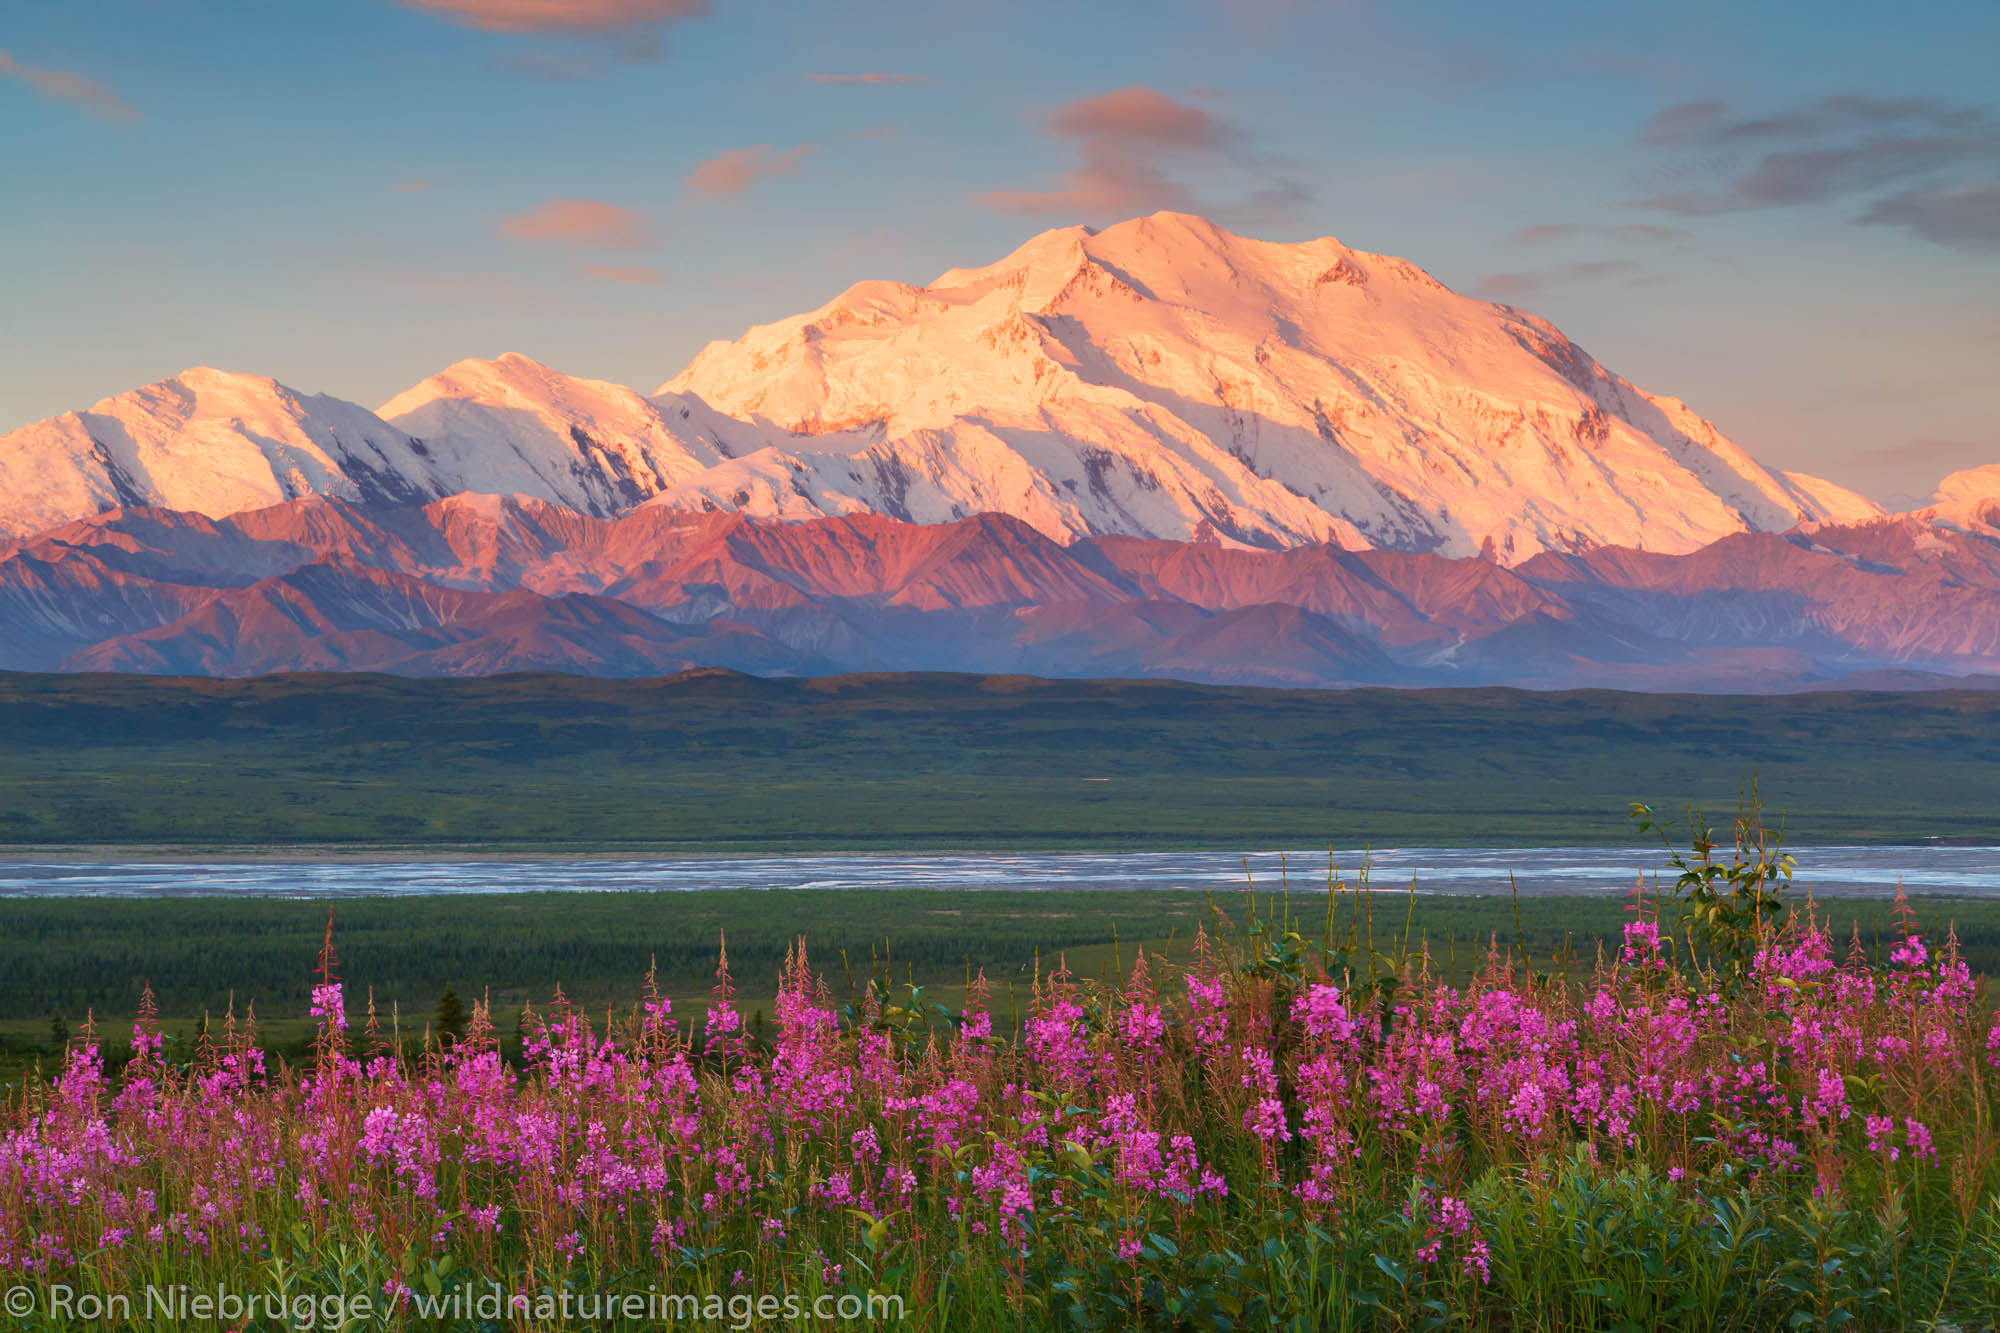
2,669,1998,848
10,882,2000,1069
7,670,2000,1327
7,813,2000,1329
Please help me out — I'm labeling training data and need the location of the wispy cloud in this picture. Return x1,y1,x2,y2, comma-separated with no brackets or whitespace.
805,72,930,86
1043,85,1235,150
584,264,666,284
1845,436,1992,469
1858,180,2000,254
391,179,436,194
684,143,814,197
391,0,704,33
1627,93,2000,253
974,85,1307,222
1507,222,1691,247
1640,94,1987,148
1478,260,1647,302
0,49,137,123
498,198,650,248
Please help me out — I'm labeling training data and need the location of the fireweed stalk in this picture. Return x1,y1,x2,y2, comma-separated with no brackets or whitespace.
6,903,2000,1331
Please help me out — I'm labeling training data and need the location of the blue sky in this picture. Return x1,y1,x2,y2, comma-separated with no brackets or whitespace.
4,0,1996,504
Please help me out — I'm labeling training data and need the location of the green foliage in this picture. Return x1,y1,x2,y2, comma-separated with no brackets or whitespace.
1632,789,1796,983
432,985,468,1046
10,859,2000,1330
1,669,1998,847
9,887,2000,1049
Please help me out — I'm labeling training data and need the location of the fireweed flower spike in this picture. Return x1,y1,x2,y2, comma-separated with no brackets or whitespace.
4,906,2000,1327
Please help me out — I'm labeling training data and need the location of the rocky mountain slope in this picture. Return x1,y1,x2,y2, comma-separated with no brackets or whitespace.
4,488,1995,689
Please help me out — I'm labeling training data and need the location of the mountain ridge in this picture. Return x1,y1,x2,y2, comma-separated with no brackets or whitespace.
6,492,1998,690
2,213,1903,561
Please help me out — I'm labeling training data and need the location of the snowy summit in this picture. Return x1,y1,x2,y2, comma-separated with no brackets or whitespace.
1,213,1883,560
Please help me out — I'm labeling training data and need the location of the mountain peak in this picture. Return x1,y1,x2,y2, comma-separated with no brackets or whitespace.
1924,464,2000,530
3,216,1890,560
1091,209,1241,251
1935,464,2000,507
379,355,737,516
89,366,291,416
378,353,581,412
171,364,281,388
655,215,1877,560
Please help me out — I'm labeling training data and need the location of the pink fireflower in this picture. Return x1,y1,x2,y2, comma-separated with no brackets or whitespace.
309,983,346,1031
1890,936,1928,969
1292,984,1360,1044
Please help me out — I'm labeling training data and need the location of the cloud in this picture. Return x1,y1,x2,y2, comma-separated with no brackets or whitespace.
1845,437,1992,469
391,0,704,32
1045,85,1234,150
498,198,650,248
1634,138,1993,215
0,49,137,122
979,150,1198,217
1858,179,2000,254
975,85,1304,222
805,72,930,86
1641,94,1987,148
684,143,814,196
1509,223,1580,247
1508,222,1691,247
391,179,436,194
584,264,666,284
1478,260,1646,301
1627,92,2000,252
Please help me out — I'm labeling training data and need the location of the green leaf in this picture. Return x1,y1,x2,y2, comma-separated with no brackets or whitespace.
1372,1254,1408,1286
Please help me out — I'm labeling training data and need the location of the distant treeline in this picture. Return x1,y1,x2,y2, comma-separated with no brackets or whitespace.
5,888,1996,1027
0,669,1997,847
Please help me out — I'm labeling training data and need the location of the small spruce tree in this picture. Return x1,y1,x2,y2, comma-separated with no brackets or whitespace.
434,985,469,1047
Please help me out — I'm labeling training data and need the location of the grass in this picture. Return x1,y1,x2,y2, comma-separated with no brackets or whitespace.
2,669,1998,848
8,885,2000,1082
6,861,2000,1331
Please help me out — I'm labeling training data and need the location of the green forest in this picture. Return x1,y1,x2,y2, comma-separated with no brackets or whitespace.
2,668,1996,847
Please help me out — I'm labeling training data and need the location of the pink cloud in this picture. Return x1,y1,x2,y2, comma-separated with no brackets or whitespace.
1508,221,1693,247
392,0,704,32
805,72,930,86
977,148,1197,217
1478,259,1646,300
1846,437,1991,468
1508,223,1580,246
1047,85,1232,150
0,49,137,122
584,264,666,284
684,143,814,196
498,198,650,248
392,178,436,194
975,85,1295,220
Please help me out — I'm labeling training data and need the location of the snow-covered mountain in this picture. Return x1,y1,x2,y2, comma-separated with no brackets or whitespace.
1924,465,2000,532
377,354,755,511
0,357,751,539
2,213,1891,558
655,211,1883,560
0,368,446,539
